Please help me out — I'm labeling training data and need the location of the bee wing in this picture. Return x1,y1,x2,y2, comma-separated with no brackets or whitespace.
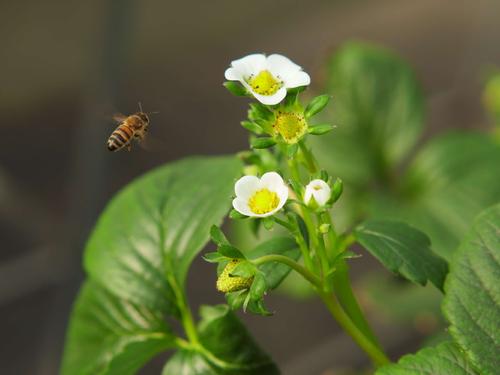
112,113,127,123
138,134,167,153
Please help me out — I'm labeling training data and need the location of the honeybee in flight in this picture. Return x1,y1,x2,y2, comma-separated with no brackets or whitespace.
107,103,157,152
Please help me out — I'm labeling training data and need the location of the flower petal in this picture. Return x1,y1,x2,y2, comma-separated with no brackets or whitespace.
234,175,260,200
267,54,302,74
260,172,285,191
224,67,243,81
251,87,287,105
284,71,311,89
228,54,266,78
232,197,253,217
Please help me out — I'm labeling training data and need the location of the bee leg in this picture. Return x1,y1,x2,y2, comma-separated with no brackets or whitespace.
127,143,132,152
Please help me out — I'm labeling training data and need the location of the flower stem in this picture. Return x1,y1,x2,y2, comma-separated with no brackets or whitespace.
253,254,321,287
319,291,390,367
298,140,318,173
321,212,382,349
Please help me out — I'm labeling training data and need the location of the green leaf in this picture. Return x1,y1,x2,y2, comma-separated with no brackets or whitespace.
251,137,276,149
248,237,300,289
198,305,278,373
443,203,500,375
223,81,248,96
304,94,330,118
163,350,217,375
61,281,175,375
396,131,500,259
376,341,479,375
355,219,448,290
83,156,242,313
316,41,424,186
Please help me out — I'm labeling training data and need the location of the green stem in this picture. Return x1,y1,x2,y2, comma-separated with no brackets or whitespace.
253,254,321,287
319,291,390,367
321,213,382,349
298,140,318,173
252,254,389,367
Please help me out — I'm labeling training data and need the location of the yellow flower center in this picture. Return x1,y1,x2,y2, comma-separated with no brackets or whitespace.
248,70,282,96
313,185,322,190
216,259,253,293
248,188,279,215
274,112,307,144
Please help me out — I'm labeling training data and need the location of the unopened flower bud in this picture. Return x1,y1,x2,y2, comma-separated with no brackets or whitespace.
304,179,331,207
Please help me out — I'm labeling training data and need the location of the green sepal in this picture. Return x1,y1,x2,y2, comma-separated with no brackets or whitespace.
251,137,277,149
229,209,248,220
287,143,299,158
288,211,309,246
262,217,275,230
248,103,274,122
226,289,248,310
308,123,334,135
320,169,329,182
223,81,248,96
241,120,264,135
283,90,300,108
304,94,330,118
249,272,267,301
218,245,245,259
202,252,226,263
330,178,343,203
250,218,262,237
210,225,230,246
229,260,256,278
287,179,303,196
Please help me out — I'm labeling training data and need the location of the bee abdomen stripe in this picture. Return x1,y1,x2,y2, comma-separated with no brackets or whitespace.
112,131,127,144
120,125,134,138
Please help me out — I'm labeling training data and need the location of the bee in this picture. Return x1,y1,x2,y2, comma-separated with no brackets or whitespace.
107,103,156,152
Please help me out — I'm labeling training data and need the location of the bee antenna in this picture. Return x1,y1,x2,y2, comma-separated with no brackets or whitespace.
138,101,143,112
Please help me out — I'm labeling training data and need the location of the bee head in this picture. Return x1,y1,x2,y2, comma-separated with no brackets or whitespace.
137,112,149,123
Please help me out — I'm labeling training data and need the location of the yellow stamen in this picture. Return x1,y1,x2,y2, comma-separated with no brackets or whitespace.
248,188,279,215
274,112,307,144
248,70,282,96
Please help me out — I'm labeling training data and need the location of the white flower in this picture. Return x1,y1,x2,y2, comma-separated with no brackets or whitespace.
232,172,288,217
304,179,331,207
224,54,311,105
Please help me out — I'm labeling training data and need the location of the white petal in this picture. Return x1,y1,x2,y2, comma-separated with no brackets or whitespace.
251,87,287,105
267,54,302,74
304,188,313,205
305,179,331,206
284,71,311,89
224,67,243,81
232,197,254,217
234,175,260,200
260,172,285,191
229,54,266,78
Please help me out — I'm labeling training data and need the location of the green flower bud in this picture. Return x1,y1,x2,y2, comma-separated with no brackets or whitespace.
319,223,331,234
217,259,254,293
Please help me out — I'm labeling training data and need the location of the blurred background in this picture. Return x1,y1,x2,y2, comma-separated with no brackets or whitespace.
1,0,500,374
